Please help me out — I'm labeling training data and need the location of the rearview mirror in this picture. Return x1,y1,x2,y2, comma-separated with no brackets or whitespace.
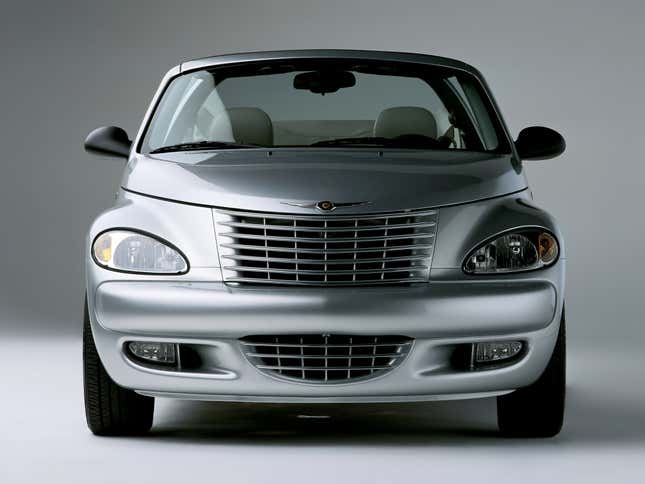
84,126,132,158
515,126,565,160
293,70,356,94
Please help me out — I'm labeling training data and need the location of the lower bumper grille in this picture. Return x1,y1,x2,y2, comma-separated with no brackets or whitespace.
240,334,413,383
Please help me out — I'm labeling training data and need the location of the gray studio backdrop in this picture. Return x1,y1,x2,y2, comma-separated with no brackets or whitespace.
1,0,643,347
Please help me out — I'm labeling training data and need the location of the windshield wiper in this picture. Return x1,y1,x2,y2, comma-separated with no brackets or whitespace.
310,137,391,147
150,140,258,153
310,135,446,149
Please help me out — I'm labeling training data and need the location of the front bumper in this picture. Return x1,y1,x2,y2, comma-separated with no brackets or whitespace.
88,265,564,403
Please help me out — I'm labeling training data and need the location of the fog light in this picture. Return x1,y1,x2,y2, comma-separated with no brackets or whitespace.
475,341,523,363
128,341,176,364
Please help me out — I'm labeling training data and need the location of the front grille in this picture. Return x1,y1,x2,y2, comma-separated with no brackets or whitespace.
214,207,437,285
240,334,413,383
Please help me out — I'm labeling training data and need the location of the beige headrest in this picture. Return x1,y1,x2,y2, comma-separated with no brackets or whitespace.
226,107,273,146
373,106,438,139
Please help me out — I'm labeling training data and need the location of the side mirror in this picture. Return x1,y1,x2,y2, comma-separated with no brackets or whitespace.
515,126,565,160
84,126,132,158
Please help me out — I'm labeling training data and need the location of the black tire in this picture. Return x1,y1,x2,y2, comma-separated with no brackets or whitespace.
83,297,154,436
497,307,566,438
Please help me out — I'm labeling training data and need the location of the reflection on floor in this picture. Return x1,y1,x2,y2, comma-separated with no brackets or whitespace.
154,397,499,443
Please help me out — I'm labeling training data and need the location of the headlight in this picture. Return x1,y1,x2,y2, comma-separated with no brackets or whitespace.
463,229,558,274
92,230,188,274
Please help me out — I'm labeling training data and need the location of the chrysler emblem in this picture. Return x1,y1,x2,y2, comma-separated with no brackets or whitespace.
281,200,372,212
316,200,334,211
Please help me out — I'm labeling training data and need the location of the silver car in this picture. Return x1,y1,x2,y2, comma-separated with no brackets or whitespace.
83,50,566,437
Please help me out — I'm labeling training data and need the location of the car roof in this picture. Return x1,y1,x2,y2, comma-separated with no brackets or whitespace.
180,49,483,78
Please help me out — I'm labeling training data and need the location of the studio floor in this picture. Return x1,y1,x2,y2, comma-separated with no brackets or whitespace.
3,333,644,483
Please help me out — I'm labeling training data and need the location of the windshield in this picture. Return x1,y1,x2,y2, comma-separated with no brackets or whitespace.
141,59,510,154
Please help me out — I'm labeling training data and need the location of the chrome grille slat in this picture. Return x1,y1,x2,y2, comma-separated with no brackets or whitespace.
256,365,394,371
239,341,414,348
219,221,437,232
352,222,358,283
245,352,407,359
215,208,437,221
381,220,389,281
214,207,437,286
294,219,299,282
324,220,328,284
222,254,431,264
219,232,435,243
264,218,270,281
223,277,430,286
223,266,428,275
240,334,413,384
220,243,434,254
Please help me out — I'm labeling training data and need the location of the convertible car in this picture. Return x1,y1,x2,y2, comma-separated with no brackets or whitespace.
83,50,566,437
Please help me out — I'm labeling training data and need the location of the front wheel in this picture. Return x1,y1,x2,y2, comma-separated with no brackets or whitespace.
497,307,566,437
83,297,154,435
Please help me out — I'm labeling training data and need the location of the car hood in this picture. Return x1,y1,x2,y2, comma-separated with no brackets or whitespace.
122,149,526,214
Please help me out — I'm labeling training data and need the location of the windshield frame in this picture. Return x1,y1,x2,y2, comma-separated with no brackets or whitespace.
136,56,514,156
